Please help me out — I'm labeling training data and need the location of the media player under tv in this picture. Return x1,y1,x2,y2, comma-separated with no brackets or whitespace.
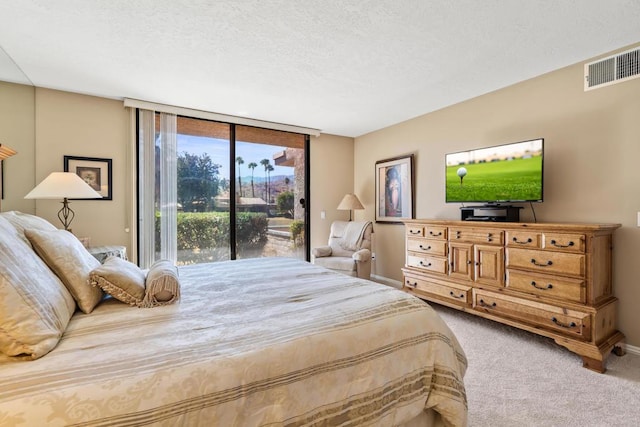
460,205,522,222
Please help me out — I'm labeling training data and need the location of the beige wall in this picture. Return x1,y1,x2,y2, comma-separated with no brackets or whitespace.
309,133,355,250
0,81,35,213
355,44,640,347
1,85,132,252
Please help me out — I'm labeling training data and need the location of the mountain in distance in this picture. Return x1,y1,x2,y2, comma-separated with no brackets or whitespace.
238,174,293,184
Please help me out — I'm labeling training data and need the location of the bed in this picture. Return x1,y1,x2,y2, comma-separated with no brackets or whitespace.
0,212,467,426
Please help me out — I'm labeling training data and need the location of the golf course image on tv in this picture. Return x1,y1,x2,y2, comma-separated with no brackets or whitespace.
445,139,543,203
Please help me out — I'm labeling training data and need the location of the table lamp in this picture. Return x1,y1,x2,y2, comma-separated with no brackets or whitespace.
25,172,102,231
337,193,364,221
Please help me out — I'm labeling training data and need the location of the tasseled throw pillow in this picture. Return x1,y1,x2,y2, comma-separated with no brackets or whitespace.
89,256,146,306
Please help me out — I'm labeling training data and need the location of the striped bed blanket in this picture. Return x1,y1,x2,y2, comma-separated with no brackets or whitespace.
0,257,467,426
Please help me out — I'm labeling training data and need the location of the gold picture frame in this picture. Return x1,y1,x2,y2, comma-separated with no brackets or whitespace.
375,154,414,223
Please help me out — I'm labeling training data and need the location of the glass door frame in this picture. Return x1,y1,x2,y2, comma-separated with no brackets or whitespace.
136,116,311,264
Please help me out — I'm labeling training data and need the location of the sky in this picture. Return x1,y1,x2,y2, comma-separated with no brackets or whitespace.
176,134,293,180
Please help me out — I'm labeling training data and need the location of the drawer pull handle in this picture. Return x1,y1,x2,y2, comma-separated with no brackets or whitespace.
419,261,432,267
550,239,575,248
512,237,533,244
551,317,577,329
405,281,418,288
531,258,553,267
419,244,432,251
409,229,422,235
429,231,442,237
531,281,553,290
479,299,496,308
449,291,465,299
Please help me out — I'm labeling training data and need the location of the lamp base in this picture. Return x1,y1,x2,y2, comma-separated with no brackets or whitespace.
58,198,75,231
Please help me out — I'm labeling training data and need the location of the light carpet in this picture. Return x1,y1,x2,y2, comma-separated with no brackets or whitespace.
431,304,640,427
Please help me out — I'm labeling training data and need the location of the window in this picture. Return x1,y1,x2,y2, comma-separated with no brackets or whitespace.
137,111,309,267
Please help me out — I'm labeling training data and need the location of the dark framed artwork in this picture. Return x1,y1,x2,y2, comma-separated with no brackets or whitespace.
375,154,414,223
64,155,112,200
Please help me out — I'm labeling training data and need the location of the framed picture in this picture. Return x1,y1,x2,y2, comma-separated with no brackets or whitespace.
64,155,112,200
375,154,414,223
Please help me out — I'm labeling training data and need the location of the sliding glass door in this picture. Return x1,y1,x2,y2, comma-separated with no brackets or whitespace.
138,112,308,267
234,125,306,260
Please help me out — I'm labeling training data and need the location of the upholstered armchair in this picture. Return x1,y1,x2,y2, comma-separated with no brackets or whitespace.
311,220,373,280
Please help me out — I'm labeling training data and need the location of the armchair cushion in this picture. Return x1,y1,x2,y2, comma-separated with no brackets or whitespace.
313,256,357,273
312,246,332,258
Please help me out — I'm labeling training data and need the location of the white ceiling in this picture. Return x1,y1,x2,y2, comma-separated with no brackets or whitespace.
1,1,639,137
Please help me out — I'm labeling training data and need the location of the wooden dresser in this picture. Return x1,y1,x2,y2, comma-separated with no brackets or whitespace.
402,219,624,372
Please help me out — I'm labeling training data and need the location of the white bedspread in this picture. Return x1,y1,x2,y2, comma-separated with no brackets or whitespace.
0,257,467,426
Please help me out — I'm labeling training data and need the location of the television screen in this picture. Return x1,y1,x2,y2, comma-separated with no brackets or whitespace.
445,138,544,204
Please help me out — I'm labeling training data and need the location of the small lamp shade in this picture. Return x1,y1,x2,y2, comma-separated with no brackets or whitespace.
25,172,102,230
0,144,17,212
337,193,364,221
0,144,17,160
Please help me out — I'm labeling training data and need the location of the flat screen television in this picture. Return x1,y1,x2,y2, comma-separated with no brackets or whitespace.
445,138,544,204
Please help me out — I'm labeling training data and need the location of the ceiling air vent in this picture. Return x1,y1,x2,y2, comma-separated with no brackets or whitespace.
584,46,640,91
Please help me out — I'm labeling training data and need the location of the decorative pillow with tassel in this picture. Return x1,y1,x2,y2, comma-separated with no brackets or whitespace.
89,256,146,306
142,259,180,308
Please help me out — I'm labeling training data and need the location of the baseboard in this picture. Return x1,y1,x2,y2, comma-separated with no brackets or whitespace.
372,273,640,356
371,274,402,289
624,343,640,356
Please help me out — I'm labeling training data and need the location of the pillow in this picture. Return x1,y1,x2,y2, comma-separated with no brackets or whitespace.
89,256,146,306
25,229,103,314
0,210,57,246
0,216,76,359
142,259,181,308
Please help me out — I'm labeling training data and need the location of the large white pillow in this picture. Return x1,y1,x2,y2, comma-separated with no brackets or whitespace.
26,228,103,314
0,216,76,359
0,210,57,245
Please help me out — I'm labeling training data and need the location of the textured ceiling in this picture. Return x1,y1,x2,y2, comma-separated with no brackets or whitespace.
1,1,639,137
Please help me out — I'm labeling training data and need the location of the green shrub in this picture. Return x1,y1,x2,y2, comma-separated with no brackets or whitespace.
155,211,268,252
290,219,304,246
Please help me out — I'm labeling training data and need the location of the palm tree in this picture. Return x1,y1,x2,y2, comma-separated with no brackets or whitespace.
236,156,244,197
260,158,270,201
267,164,274,204
248,162,258,197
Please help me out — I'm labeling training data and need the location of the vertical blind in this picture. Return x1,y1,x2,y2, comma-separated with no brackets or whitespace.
138,109,178,267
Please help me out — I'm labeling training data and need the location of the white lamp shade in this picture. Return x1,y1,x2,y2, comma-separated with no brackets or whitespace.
337,193,364,210
25,172,102,199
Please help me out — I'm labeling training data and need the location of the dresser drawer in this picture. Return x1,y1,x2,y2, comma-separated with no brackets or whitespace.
407,225,448,240
407,254,448,274
506,247,585,278
407,225,425,237
450,227,504,245
506,269,585,303
407,238,448,256
506,231,542,249
543,233,586,253
425,225,447,240
474,289,591,340
404,273,471,306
